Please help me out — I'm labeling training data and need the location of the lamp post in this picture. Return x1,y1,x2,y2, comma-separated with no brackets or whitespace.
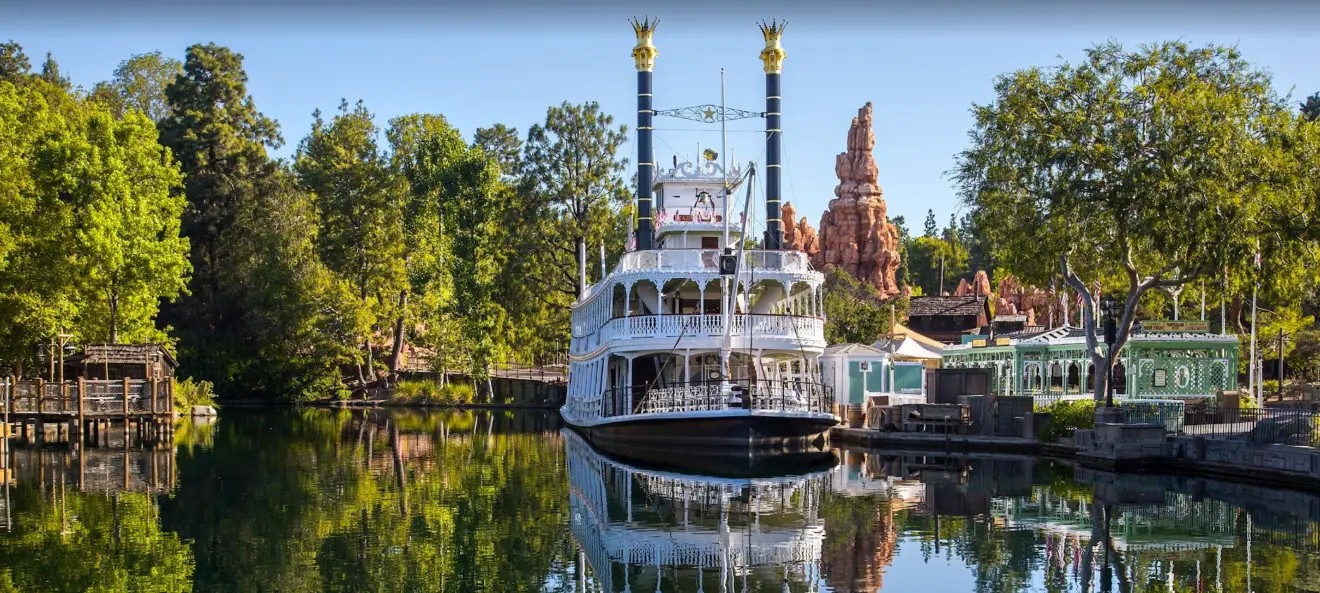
1101,294,1118,408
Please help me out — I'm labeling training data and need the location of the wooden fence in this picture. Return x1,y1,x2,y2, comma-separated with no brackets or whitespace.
1,377,173,419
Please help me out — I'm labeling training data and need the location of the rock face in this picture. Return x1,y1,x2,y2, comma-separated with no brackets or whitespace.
812,102,902,297
780,202,820,259
953,270,992,298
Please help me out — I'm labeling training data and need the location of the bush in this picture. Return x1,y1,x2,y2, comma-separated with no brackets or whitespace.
1039,399,1096,442
390,380,475,406
173,377,217,413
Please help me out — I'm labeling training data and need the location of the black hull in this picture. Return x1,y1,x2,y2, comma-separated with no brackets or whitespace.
567,414,837,476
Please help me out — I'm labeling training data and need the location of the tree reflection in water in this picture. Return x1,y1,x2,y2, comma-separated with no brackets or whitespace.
3,410,1320,592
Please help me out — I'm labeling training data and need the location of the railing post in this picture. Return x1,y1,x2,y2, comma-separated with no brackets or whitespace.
37,378,44,414
122,377,130,418
77,378,85,443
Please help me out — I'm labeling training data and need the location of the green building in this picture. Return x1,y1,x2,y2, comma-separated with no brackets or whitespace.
940,325,1239,405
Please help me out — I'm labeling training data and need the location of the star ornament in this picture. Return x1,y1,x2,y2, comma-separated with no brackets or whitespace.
702,107,716,121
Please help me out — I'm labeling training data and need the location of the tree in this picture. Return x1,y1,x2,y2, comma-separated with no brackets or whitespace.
958,210,993,278
906,236,967,297
56,105,190,344
409,137,509,385
922,209,937,237
822,268,907,344
385,113,461,376
236,170,369,400
472,123,522,178
891,215,911,289
0,40,29,82
521,101,632,301
951,40,1320,402
1302,92,1320,122
295,99,407,385
38,52,69,90
157,43,283,391
89,51,183,122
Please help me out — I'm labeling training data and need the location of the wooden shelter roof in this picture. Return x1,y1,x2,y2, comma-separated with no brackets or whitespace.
72,344,178,368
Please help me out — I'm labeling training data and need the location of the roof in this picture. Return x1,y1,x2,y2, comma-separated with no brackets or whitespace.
73,344,178,368
908,296,987,318
824,343,888,356
888,323,947,350
873,335,944,360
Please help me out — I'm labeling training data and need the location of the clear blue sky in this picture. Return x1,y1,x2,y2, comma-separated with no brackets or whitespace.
6,2,1319,238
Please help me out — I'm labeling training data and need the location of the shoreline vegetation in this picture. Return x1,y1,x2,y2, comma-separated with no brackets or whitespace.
3,39,1320,410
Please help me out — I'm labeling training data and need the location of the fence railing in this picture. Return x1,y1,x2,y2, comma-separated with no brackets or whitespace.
1181,407,1320,446
585,379,835,420
1,378,172,416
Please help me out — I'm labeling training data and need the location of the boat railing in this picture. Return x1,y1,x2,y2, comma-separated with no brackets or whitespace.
615,249,815,275
591,379,835,419
598,314,825,345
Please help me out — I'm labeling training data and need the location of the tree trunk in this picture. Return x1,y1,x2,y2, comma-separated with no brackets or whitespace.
388,290,409,375
108,284,119,344
1230,295,1246,334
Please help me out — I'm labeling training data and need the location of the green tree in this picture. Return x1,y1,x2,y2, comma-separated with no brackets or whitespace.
891,215,911,289
472,123,522,178
906,236,968,297
1302,92,1320,122
237,170,368,400
0,40,29,82
922,209,937,237
951,40,1320,402
408,126,509,384
53,105,190,344
822,267,907,344
89,51,182,122
521,101,632,301
157,43,283,392
383,113,459,376
38,52,69,90
0,77,78,374
295,99,407,386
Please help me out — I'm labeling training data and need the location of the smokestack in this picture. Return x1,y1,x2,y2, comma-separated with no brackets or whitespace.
631,17,659,251
759,19,786,250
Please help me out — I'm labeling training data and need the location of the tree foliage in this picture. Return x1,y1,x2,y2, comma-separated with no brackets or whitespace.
295,99,407,383
952,40,1320,401
0,74,190,373
89,51,182,122
822,268,907,344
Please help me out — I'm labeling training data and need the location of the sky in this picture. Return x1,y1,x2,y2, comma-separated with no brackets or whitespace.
5,1,1320,239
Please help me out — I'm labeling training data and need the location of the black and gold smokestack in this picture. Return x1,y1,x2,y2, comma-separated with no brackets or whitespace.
759,19,786,250
631,17,658,251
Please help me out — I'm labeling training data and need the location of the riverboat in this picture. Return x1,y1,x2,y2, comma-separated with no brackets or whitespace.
560,18,839,457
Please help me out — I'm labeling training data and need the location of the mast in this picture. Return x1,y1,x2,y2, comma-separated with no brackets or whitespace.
722,67,730,248
631,17,659,251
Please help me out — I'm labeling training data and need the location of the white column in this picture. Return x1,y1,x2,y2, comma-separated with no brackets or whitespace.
625,356,634,414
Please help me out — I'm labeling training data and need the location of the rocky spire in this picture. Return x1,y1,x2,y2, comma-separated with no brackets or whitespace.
812,102,902,297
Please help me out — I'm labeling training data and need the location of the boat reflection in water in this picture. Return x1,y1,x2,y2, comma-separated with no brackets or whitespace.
565,428,835,592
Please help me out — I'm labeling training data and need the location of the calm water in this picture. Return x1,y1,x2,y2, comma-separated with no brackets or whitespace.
2,409,1320,592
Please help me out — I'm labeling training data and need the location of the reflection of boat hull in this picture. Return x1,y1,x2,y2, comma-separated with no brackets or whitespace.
568,412,836,474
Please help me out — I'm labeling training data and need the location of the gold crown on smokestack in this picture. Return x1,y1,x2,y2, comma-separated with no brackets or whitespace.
758,19,787,74
630,16,659,72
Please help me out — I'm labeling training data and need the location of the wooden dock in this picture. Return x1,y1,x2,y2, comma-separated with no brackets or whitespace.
2,377,176,446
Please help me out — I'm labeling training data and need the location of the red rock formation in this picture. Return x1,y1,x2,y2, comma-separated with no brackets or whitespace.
953,270,992,297
781,202,820,259
813,102,901,297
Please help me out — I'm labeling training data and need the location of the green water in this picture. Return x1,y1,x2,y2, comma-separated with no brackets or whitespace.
1,408,1319,592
